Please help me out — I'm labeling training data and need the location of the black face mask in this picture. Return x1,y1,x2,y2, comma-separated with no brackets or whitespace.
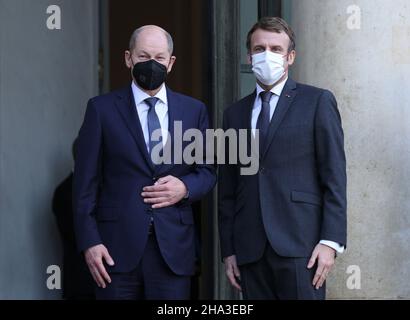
132,59,168,91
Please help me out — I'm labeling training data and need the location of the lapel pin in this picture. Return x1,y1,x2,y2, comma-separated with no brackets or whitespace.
285,94,291,98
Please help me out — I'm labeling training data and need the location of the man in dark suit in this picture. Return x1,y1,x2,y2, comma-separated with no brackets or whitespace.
218,17,347,300
73,25,216,300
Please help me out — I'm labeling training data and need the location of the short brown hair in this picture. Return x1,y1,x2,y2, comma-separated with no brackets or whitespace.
246,17,296,53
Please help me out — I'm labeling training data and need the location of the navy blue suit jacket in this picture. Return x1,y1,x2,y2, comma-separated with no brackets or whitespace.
73,85,216,275
218,79,347,265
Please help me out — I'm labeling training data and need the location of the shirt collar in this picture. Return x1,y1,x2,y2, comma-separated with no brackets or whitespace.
131,81,168,107
256,76,288,99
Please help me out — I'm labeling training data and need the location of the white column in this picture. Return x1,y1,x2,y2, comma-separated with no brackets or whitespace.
290,0,410,299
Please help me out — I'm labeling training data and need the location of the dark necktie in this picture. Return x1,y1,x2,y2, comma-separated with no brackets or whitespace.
256,91,273,154
145,97,162,164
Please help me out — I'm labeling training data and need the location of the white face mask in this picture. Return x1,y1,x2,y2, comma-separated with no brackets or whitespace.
251,51,285,86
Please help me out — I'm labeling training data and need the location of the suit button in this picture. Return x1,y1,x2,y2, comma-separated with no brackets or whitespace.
152,177,157,181
146,208,153,214
260,167,265,173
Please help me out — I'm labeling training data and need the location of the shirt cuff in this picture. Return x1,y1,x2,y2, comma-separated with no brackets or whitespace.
320,240,345,254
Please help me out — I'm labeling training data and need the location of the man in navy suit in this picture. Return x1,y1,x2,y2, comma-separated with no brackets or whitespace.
218,17,347,300
73,25,216,300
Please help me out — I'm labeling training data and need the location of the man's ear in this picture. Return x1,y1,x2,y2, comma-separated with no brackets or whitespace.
247,53,252,65
287,50,296,67
167,56,176,73
124,50,132,69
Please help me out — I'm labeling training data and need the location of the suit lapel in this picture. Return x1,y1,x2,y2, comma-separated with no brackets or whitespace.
243,92,257,160
114,86,155,172
261,78,297,160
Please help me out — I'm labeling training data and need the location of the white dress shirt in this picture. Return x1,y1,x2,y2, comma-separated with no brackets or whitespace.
251,78,345,254
131,81,169,151
251,77,288,136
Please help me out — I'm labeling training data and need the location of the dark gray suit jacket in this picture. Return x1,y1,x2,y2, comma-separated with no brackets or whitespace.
218,78,347,265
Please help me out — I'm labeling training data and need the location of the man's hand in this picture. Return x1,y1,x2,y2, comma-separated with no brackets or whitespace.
307,243,336,290
84,244,115,288
141,175,187,209
224,255,242,291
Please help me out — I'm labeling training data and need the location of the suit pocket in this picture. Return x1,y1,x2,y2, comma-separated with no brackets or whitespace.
291,191,322,207
180,207,194,225
95,207,119,221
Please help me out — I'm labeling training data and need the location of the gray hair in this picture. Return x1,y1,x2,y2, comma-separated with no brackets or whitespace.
129,26,174,54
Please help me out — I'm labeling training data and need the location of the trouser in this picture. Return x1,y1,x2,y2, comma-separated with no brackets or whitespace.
239,242,325,300
95,226,191,300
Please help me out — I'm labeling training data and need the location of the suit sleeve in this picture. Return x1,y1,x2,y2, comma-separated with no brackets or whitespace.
72,99,103,252
314,90,347,247
179,103,217,203
217,110,237,259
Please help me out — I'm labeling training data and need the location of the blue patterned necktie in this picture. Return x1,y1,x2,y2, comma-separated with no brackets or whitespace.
145,97,162,164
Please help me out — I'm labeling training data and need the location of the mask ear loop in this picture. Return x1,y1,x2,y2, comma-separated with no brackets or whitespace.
130,55,136,69
164,57,173,74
